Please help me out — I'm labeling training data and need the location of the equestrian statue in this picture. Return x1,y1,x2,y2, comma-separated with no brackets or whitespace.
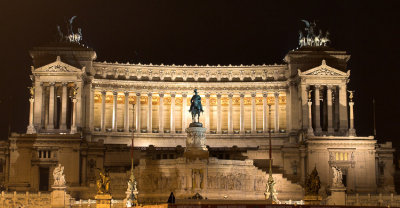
189,89,203,126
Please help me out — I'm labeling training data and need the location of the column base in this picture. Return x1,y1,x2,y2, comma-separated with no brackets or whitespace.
26,125,36,134
71,126,77,134
348,128,356,136
46,124,54,130
327,127,334,135
59,124,67,130
307,128,314,136
314,127,322,135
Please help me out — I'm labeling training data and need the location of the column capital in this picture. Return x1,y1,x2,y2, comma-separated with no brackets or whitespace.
240,93,245,98
159,93,164,98
136,92,141,97
274,91,280,97
182,93,187,97
113,91,118,96
147,92,152,97
263,93,268,98
251,93,257,97
327,85,333,90
170,93,176,98
216,94,222,98
124,91,130,96
228,94,233,98
205,94,211,98
61,82,68,86
101,90,107,95
49,82,55,86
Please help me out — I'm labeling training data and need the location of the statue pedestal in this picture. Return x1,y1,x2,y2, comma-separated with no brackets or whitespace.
51,186,70,208
124,190,139,208
185,124,208,159
26,125,36,134
304,195,322,205
95,194,112,208
328,186,346,205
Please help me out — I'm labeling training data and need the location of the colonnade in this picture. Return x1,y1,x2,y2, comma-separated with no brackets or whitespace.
28,82,78,133
94,90,286,134
303,84,350,135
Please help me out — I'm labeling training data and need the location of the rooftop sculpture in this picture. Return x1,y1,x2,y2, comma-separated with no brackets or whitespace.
57,16,82,44
299,20,330,47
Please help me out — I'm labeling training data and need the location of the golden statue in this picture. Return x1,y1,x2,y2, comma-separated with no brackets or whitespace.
348,90,354,102
96,169,111,194
72,86,79,98
28,86,35,98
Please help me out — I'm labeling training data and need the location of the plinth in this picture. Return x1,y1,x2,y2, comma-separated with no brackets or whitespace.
184,123,209,159
329,186,346,205
304,195,322,205
95,194,112,208
51,186,70,208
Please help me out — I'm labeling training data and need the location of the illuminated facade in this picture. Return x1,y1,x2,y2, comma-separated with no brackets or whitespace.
0,40,395,202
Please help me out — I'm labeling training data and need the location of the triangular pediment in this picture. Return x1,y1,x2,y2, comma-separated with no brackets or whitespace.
299,60,349,77
33,56,83,73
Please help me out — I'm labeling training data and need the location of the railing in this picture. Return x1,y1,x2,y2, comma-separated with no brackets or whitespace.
0,191,51,208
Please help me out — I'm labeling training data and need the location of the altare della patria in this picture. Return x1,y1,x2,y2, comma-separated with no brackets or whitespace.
0,18,397,207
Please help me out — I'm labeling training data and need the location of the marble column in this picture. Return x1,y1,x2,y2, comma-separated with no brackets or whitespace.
101,91,106,132
71,98,77,134
135,93,141,132
182,94,187,131
339,85,348,132
47,82,55,130
147,93,152,133
170,93,176,133
251,93,256,134
112,91,118,132
124,91,130,132
228,94,233,134
349,101,356,136
60,82,68,130
159,93,164,133
314,86,322,133
33,81,43,128
240,93,245,134
27,98,36,134
274,91,280,132
301,84,309,130
217,94,222,134
205,94,210,133
307,94,314,136
263,93,268,133
327,86,334,134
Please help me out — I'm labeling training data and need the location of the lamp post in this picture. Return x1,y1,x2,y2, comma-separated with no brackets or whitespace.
265,103,278,203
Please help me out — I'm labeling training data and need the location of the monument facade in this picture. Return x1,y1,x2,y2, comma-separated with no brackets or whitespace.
0,21,395,203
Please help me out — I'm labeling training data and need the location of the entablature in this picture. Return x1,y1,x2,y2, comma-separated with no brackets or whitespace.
92,62,288,82
91,79,289,94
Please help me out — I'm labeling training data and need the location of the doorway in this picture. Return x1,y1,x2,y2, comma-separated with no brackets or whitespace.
39,167,49,191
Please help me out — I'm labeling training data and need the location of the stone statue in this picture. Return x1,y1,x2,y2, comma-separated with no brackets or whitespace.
308,90,313,101
53,163,66,187
189,89,203,123
28,86,35,99
305,166,321,195
96,169,111,194
332,166,343,186
348,90,354,102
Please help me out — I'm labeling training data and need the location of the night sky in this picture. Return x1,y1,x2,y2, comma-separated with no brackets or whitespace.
0,1,399,146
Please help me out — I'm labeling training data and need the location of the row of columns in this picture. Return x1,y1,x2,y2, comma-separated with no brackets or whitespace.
304,84,352,136
27,82,78,134
97,91,284,134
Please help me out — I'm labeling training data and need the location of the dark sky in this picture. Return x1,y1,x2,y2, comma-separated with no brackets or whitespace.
0,1,399,146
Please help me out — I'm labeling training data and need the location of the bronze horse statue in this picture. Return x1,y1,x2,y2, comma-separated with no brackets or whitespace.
189,89,203,123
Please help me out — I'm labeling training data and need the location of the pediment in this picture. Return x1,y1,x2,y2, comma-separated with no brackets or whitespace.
33,56,83,73
299,60,349,77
